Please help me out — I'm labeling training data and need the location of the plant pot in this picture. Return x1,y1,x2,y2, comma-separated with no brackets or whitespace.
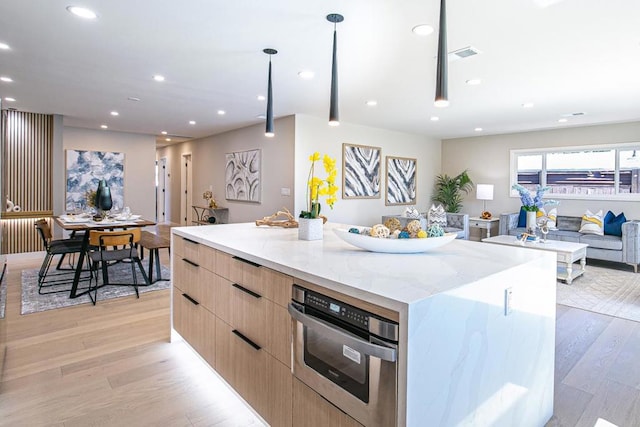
526,211,537,233
298,217,323,241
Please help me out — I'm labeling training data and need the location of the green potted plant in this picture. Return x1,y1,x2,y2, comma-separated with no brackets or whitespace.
432,170,474,213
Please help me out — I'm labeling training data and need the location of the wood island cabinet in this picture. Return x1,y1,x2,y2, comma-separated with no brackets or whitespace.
172,235,293,427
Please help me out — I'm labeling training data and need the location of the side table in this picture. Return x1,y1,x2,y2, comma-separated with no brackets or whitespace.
469,217,500,241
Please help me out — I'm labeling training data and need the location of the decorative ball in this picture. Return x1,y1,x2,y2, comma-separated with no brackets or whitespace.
383,217,402,234
406,220,422,237
417,230,427,238
398,231,410,239
360,227,371,236
348,227,360,234
390,230,401,239
370,224,390,239
427,224,445,237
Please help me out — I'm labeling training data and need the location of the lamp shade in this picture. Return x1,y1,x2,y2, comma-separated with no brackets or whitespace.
476,184,494,201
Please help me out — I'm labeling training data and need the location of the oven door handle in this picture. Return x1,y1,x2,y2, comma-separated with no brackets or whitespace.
288,303,397,362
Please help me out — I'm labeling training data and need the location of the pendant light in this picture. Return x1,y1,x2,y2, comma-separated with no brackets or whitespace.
263,48,277,137
434,0,449,107
327,13,344,126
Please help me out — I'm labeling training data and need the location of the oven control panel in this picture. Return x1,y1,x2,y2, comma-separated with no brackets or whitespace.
297,287,371,330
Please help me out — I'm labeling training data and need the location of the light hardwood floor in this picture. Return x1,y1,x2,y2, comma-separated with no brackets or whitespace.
1,252,639,427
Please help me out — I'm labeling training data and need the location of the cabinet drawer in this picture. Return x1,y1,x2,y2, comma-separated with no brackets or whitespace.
173,236,216,271
215,318,292,427
174,257,215,313
219,276,267,348
469,219,487,228
172,288,216,368
216,251,293,305
215,276,290,365
293,378,362,427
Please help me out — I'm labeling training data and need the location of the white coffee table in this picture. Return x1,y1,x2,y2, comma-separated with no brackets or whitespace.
482,235,588,284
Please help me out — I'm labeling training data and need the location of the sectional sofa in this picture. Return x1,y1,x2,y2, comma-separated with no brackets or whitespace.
499,212,640,272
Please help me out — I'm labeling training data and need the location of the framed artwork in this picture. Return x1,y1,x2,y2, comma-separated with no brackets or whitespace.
385,156,417,206
225,149,261,203
65,150,125,211
342,143,381,199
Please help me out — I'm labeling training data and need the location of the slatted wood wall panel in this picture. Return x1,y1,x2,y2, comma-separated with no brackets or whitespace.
2,110,53,213
0,217,49,254
1,110,54,253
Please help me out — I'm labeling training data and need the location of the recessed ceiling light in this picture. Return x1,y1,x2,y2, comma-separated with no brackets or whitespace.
0,76,13,82
522,102,534,108
161,131,167,135
165,138,171,142
110,111,119,116
0,42,10,50
256,114,266,119
412,24,434,36
189,120,196,125
66,6,97,19
100,125,108,129
430,116,439,121
127,96,140,102
365,100,378,107
152,75,165,82
474,127,483,132
217,110,226,115
298,70,315,80
5,97,16,102
257,95,266,101
558,118,568,123
465,78,482,85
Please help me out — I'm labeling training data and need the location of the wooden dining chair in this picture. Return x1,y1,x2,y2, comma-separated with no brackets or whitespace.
34,219,86,294
87,228,150,305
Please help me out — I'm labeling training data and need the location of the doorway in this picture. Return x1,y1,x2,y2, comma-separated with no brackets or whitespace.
180,153,193,225
156,157,168,223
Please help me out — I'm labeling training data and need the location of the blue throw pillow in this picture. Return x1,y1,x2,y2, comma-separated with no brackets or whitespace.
604,210,626,237
517,206,527,228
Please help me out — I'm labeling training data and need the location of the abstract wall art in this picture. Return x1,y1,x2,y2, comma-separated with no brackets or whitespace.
225,149,261,203
65,149,125,211
385,156,417,206
342,143,381,199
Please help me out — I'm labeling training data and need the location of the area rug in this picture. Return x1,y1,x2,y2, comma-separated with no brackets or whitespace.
21,263,171,315
556,260,640,322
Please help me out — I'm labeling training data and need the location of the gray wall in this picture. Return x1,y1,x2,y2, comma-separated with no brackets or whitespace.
442,121,640,219
156,116,295,224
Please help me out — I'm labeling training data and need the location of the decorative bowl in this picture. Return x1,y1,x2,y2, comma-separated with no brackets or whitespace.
333,228,457,254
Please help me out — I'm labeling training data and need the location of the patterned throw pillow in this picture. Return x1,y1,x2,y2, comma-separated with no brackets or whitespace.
537,207,557,229
579,209,604,235
427,204,447,227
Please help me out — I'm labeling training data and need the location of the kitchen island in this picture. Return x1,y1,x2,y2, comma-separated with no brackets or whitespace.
171,222,556,427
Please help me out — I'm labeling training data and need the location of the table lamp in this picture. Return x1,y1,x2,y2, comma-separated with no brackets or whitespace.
476,184,494,219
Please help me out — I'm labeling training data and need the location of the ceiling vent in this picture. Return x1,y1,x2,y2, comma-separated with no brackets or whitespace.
448,46,482,62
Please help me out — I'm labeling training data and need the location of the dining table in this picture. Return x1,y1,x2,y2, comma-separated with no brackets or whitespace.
53,214,156,299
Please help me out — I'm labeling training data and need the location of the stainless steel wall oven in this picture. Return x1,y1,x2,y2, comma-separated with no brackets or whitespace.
289,284,399,426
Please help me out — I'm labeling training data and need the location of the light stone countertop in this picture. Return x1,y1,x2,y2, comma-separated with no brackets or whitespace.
172,222,553,311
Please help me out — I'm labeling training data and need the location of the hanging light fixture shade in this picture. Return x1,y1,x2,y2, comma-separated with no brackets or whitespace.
263,48,277,137
434,0,449,107
327,13,344,126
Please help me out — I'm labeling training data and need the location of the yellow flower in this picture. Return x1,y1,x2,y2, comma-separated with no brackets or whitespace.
302,152,339,218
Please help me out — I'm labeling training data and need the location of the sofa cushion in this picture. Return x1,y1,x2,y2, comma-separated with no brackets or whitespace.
579,234,623,251
556,216,582,232
579,210,604,235
517,207,527,228
538,207,557,229
604,210,626,237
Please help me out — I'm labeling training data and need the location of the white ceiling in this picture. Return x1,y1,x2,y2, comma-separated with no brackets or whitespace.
1,0,639,145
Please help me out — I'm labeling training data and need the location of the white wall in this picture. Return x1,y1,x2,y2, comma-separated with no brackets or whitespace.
442,121,640,219
61,127,157,221
295,114,441,226
156,116,295,224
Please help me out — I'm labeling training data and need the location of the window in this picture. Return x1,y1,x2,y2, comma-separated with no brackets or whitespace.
511,143,640,201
